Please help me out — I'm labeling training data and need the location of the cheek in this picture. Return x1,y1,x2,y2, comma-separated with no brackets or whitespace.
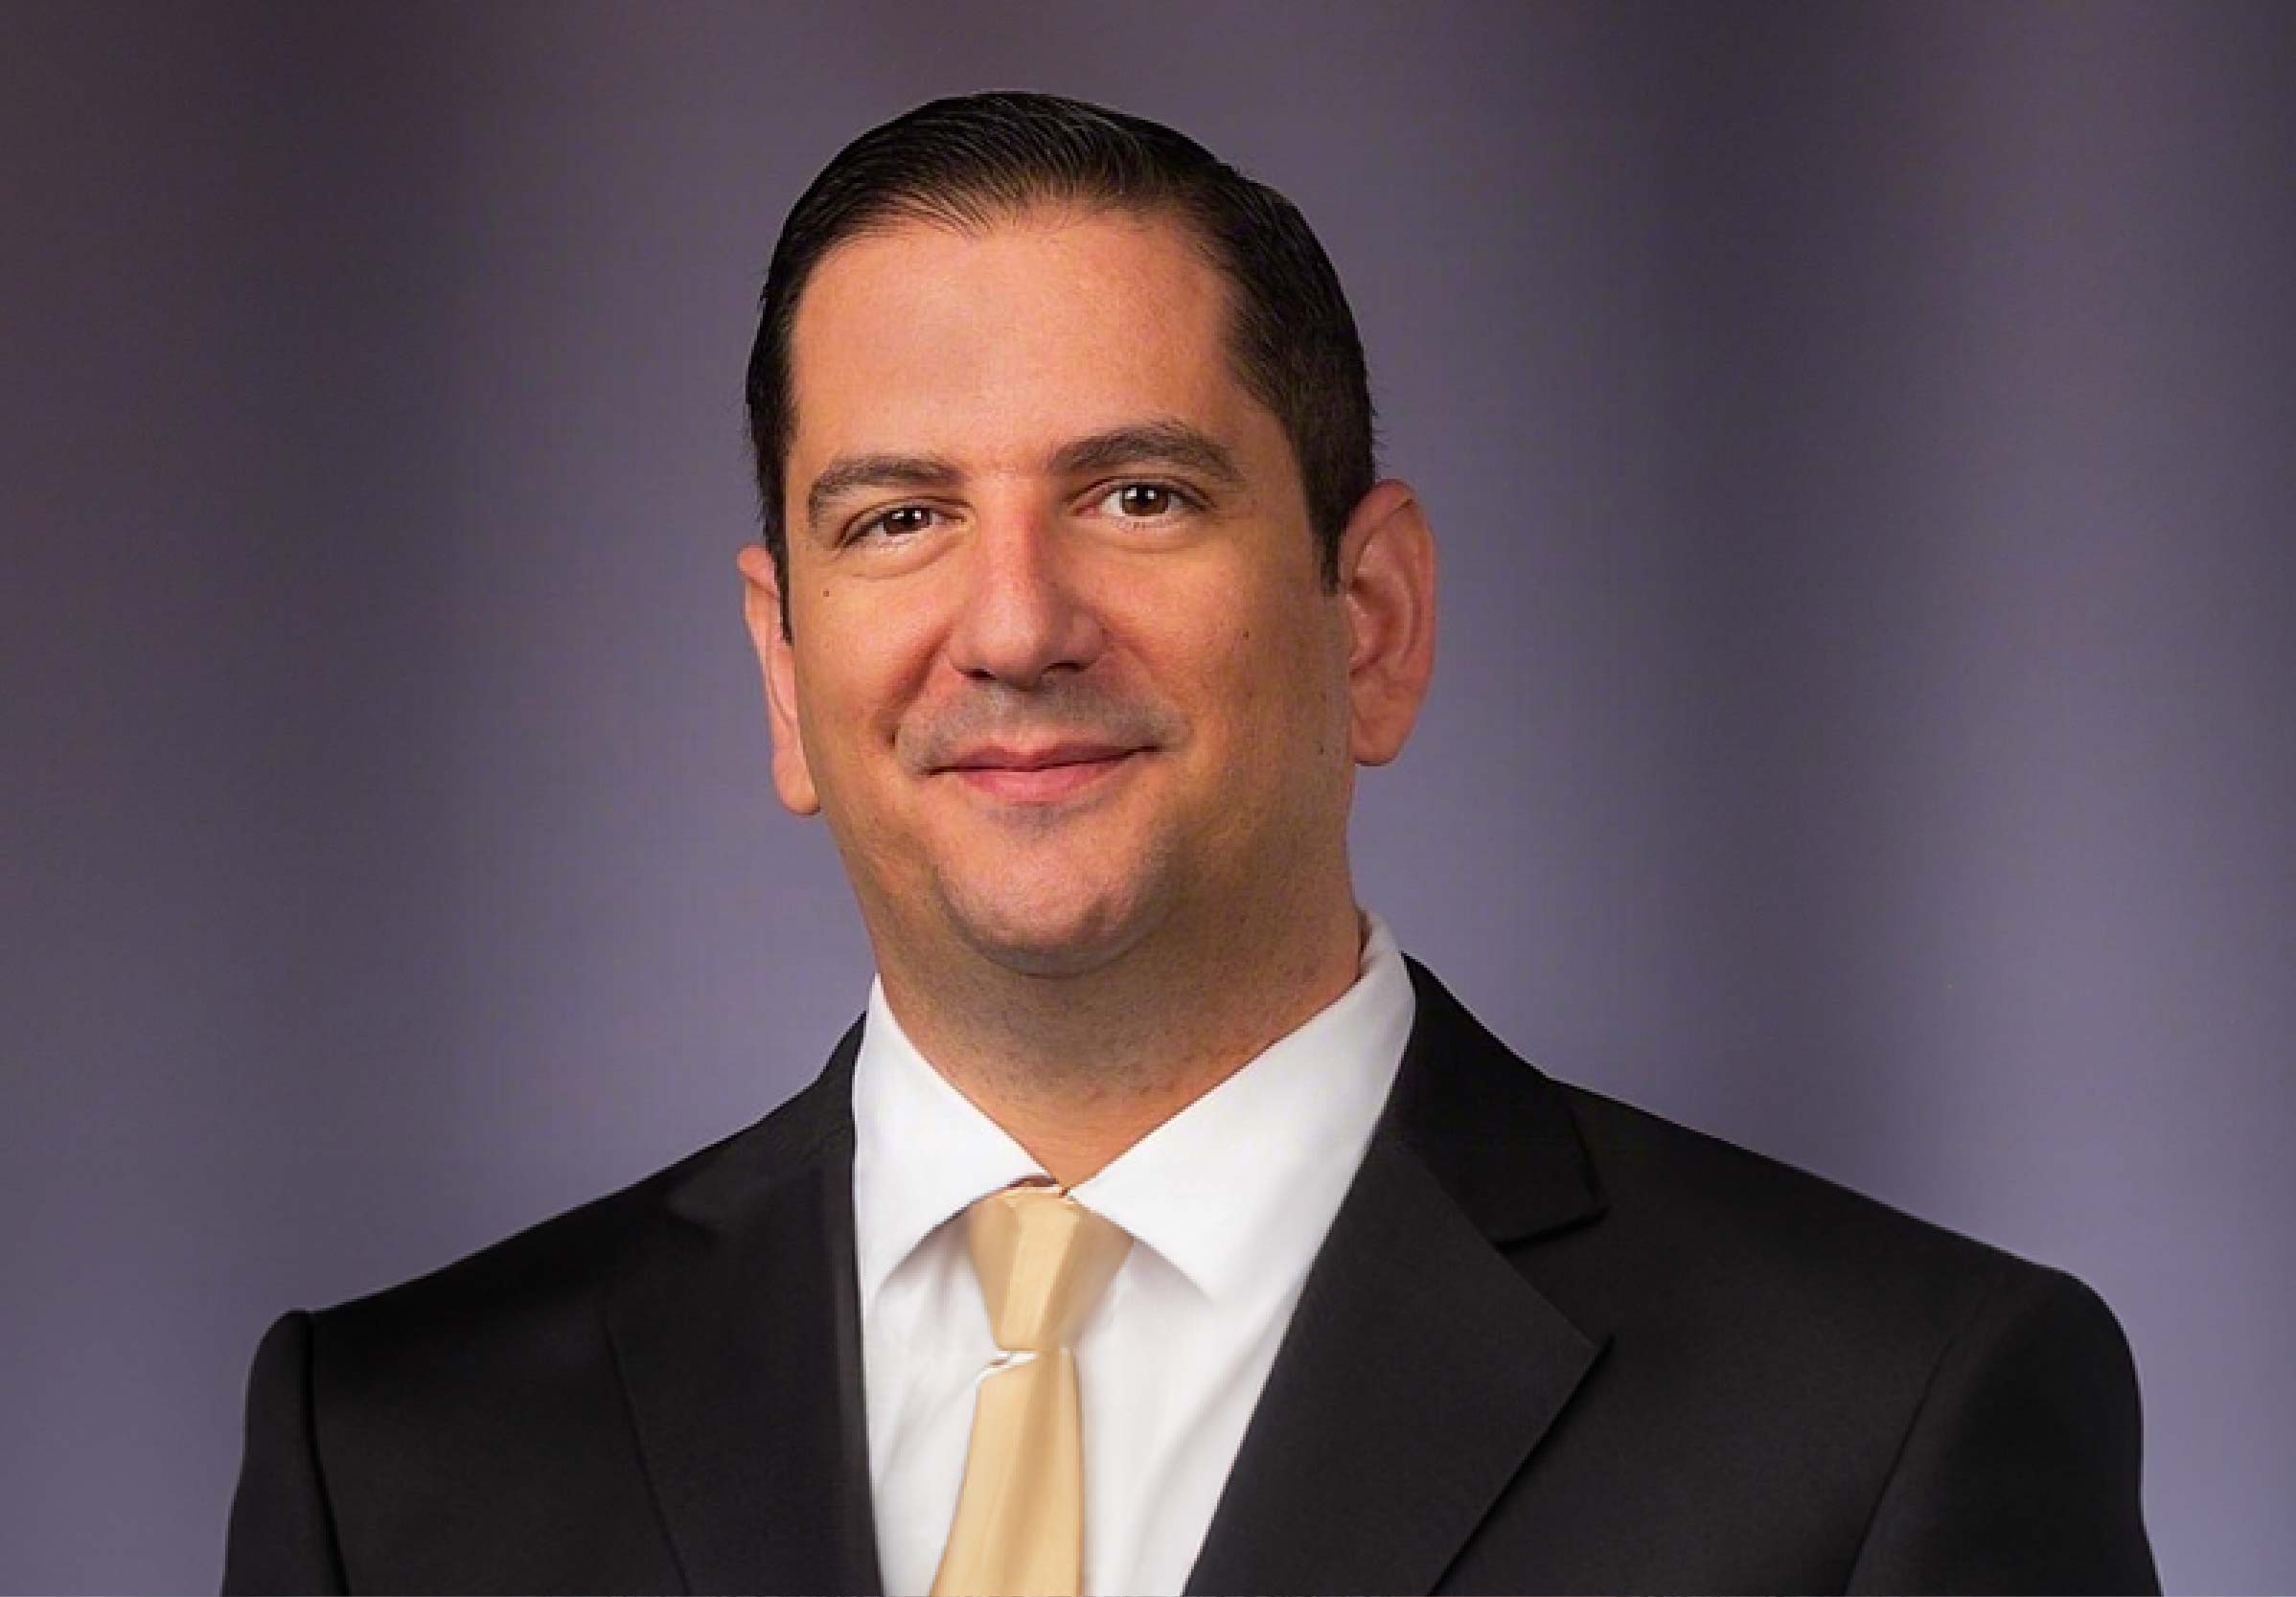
801,581,943,713
791,643,907,799
1185,588,1344,764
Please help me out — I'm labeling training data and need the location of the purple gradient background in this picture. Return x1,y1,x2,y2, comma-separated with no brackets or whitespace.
5,3,2291,1589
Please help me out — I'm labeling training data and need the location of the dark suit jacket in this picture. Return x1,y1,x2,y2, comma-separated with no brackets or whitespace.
224,959,2158,1594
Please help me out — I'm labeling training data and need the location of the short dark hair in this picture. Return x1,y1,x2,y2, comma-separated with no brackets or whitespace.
745,91,1375,630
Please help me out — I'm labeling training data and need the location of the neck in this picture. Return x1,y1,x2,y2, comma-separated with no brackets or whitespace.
875,888,1366,1187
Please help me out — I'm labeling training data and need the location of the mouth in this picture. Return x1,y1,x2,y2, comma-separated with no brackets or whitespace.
938,742,1144,805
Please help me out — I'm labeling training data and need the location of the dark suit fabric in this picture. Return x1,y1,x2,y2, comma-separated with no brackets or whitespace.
225,959,2158,1594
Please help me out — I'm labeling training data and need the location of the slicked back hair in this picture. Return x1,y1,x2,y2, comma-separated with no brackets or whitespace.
745,91,1376,633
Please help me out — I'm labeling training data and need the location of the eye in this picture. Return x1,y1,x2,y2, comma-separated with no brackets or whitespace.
1096,481,1194,520
852,503,941,543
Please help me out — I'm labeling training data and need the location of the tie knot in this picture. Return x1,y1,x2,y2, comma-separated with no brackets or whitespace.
964,1184,1132,1353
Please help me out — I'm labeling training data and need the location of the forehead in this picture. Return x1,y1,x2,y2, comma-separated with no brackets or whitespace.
785,208,1267,474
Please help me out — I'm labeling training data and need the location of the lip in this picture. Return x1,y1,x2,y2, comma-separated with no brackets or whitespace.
939,743,1143,804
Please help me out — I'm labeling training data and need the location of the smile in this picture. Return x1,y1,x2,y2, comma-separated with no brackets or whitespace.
939,745,1143,805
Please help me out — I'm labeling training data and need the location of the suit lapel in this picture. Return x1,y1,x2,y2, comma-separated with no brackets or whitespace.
1186,959,1611,1595
598,962,1601,1595
606,1022,884,1596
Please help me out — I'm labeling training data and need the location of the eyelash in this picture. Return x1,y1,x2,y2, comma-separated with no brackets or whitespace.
845,480,1205,545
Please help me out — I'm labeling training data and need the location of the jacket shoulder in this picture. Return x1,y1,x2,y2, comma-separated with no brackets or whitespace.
1502,1078,2151,1589
1397,957,2090,1343
313,1147,678,1362
307,1040,854,1388
1535,1074,2143,1472
1555,1079,2050,1297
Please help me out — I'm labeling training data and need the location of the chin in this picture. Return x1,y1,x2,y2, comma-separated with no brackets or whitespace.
936,872,1160,979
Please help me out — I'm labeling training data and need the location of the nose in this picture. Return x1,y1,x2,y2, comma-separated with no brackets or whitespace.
944,500,1107,689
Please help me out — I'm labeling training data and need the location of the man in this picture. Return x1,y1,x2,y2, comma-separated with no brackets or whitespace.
225,93,2158,1595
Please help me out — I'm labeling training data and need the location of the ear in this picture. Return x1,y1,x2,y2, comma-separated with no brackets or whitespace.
735,542,820,816
1336,480,1437,766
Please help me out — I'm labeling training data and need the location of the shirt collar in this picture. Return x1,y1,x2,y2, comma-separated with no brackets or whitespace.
848,986,1044,1316
850,911,1415,1312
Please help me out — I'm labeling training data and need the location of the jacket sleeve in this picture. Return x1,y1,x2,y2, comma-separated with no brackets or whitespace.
222,1311,349,1595
1845,1263,2160,1595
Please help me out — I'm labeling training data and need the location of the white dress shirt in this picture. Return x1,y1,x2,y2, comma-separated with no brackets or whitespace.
850,911,1416,1597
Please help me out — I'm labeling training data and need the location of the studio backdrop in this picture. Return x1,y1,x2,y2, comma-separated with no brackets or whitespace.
3,3,2291,1590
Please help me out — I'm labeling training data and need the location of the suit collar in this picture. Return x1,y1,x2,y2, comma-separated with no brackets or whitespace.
606,1019,884,1596
1185,956,1610,1594
604,956,1609,1596
1381,955,1608,1245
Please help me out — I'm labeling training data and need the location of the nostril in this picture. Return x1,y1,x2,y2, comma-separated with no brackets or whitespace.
945,566,1108,688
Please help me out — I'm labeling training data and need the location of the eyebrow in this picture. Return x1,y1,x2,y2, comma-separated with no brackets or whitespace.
1046,420,1245,490
803,419,1246,536
805,452,964,536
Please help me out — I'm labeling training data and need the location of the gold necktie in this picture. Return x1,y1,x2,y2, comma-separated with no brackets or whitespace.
930,1184,1134,1597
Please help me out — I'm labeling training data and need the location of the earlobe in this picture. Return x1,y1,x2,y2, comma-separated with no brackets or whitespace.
1339,482,1438,767
735,543,821,816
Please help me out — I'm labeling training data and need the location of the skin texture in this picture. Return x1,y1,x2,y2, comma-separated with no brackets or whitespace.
737,206,1435,1183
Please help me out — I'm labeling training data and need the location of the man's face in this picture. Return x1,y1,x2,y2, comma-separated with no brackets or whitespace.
746,208,1366,981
